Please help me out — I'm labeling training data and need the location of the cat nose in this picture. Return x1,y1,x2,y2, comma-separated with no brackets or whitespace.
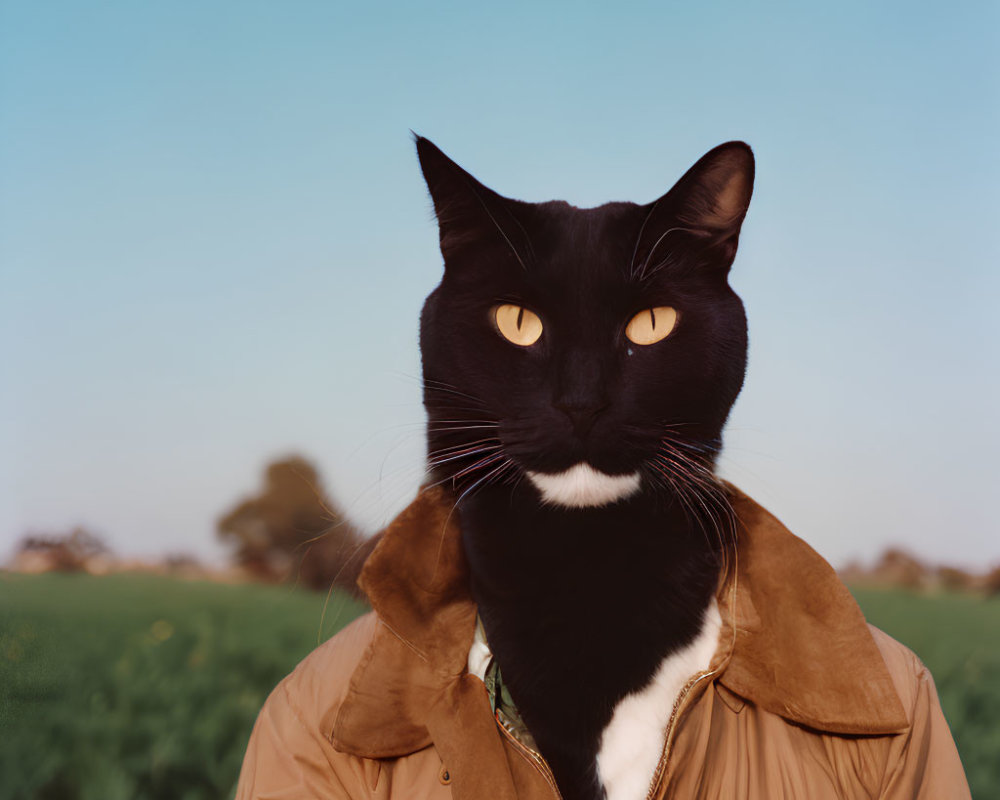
553,401,608,437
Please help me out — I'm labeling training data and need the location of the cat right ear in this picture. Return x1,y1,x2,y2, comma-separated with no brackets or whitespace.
635,142,755,276
414,135,529,269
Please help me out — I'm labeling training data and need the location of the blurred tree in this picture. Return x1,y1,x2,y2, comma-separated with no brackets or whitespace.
216,455,374,594
872,547,928,591
14,527,110,573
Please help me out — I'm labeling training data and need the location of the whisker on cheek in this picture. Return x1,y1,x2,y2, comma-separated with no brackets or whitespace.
641,432,738,571
427,447,502,471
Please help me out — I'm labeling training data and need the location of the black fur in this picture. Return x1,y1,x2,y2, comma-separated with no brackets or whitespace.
416,136,754,800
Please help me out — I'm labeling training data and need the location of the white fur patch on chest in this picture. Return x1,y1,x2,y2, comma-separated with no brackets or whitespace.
596,599,722,800
526,463,641,508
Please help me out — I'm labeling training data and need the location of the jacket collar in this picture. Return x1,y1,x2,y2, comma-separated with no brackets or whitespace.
330,484,908,759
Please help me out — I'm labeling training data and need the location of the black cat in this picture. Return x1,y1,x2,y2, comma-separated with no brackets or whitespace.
416,136,753,800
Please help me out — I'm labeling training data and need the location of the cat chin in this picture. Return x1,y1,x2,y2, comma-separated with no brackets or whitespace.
525,463,641,508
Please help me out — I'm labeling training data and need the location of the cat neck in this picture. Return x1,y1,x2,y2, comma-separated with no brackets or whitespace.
458,483,723,800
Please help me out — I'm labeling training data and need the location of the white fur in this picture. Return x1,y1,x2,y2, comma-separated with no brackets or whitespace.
596,599,722,800
526,463,641,508
467,621,492,681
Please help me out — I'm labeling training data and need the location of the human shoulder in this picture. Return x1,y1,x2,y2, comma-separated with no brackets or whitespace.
235,612,381,800
864,624,972,799
866,624,936,720
279,610,378,729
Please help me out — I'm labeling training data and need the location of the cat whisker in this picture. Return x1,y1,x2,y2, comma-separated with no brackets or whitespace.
419,380,490,407
427,448,502,467
633,225,701,281
426,424,501,433
452,452,507,482
428,436,501,453
455,457,517,502
647,436,738,574
428,418,500,425
470,192,531,273
427,447,503,472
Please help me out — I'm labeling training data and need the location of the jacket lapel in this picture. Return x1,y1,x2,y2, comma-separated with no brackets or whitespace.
330,486,477,758
718,489,909,734
330,486,523,799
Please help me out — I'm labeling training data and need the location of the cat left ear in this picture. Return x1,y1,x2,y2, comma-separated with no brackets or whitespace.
635,141,755,276
414,135,530,270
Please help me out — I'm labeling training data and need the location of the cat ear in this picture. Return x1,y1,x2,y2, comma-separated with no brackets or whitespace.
635,141,754,276
415,135,530,269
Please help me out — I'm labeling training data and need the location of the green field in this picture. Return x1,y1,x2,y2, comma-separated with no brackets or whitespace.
0,573,367,800
1,574,996,800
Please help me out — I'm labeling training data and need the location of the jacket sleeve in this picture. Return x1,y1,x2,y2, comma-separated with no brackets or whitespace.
876,641,971,800
235,677,376,800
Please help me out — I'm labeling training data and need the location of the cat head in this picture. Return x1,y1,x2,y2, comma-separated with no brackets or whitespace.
416,137,753,509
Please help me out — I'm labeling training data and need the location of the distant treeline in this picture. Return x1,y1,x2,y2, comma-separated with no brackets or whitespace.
841,548,1000,595
8,455,378,598
10,466,997,600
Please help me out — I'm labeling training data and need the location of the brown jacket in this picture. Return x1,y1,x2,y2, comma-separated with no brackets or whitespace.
236,486,971,799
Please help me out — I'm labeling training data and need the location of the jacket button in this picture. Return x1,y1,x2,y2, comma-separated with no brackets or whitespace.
439,765,451,785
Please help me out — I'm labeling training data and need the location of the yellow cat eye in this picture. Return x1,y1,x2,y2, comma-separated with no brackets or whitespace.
495,304,543,347
625,306,678,346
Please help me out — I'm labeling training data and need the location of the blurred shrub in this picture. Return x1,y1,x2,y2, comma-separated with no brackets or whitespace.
937,566,975,593
985,566,1000,596
11,528,109,574
871,548,929,590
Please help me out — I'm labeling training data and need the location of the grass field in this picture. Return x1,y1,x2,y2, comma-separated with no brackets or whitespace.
1,574,996,799
0,573,367,800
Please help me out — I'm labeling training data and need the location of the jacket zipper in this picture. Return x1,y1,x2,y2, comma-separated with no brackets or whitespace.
497,719,563,799
643,669,716,800
495,670,716,800
645,579,738,800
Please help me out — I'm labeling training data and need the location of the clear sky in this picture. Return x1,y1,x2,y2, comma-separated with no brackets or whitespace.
2,0,997,569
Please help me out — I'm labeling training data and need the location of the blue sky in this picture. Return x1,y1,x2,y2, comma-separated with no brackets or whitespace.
2,0,997,568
